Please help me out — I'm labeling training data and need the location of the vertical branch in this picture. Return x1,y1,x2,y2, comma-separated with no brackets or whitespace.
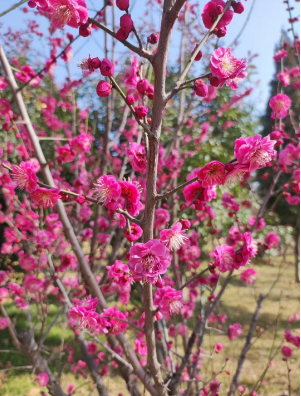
0,44,157,396
141,2,186,395
228,295,265,396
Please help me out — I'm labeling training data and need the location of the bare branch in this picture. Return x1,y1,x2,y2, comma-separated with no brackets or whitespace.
228,294,265,396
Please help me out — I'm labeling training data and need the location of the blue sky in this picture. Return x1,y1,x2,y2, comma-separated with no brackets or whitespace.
0,0,299,113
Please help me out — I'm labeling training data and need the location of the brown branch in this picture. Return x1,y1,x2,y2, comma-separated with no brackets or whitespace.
156,177,198,201
228,294,265,396
0,0,27,18
178,267,209,291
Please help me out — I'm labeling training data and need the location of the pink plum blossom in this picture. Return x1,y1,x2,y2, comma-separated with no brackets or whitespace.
264,232,280,249
240,268,256,284
128,240,171,282
210,47,247,89
228,323,242,340
197,161,226,187
11,162,38,193
160,222,188,251
93,175,121,205
213,244,235,272
154,286,184,318
48,0,88,29
125,223,143,242
202,0,233,30
100,306,128,335
269,94,292,119
0,317,9,330
31,188,61,208
126,142,147,173
281,345,292,357
37,373,49,387
234,134,276,172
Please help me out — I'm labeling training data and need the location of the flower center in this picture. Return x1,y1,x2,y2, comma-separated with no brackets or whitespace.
52,5,72,28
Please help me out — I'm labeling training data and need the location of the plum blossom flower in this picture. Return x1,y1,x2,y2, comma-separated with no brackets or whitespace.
281,345,292,357
48,0,89,29
93,175,121,205
264,232,280,249
225,164,249,185
0,288,8,302
154,208,170,231
0,318,9,330
240,268,256,284
234,134,277,172
135,338,147,355
213,244,235,272
125,223,143,242
57,144,76,164
210,47,247,89
202,0,233,30
24,275,44,293
214,343,223,353
128,240,171,282
248,217,266,230
273,49,288,62
160,222,188,250
209,380,220,396
118,180,141,216
37,373,49,387
228,323,242,340
11,161,38,192
154,286,184,318
126,142,147,174
106,261,132,286
100,306,128,335
269,94,291,119
285,330,300,348
242,232,257,258
31,188,61,208
197,161,226,187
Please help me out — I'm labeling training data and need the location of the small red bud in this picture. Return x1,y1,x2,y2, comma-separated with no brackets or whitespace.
147,33,159,44
79,22,92,37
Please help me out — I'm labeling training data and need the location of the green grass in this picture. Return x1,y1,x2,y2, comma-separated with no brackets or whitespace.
0,256,299,396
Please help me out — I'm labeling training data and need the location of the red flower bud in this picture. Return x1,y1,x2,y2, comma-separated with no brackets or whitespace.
192,44,203,61
126,95,135,105
232,1,244,14
91,57,101,69
137,78,149,94
146,84,154,100
155,278,165,288
213,26,227,38
79,22,92,37
100,58,115,77
194,80,208,97
134,106,148,119
179,218,191,229
270,131,282,139
96,81,112,97
116,28,130,41
116,0,129,10
216,5,223,14
120,14,133,32
209,76,220,87
76,195,86,204
147,33,159,44
180,203,187,211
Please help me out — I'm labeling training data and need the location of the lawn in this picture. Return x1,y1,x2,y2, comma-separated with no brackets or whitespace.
0,255,299,396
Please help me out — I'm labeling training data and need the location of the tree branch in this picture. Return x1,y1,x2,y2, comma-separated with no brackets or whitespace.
228,294,265,396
